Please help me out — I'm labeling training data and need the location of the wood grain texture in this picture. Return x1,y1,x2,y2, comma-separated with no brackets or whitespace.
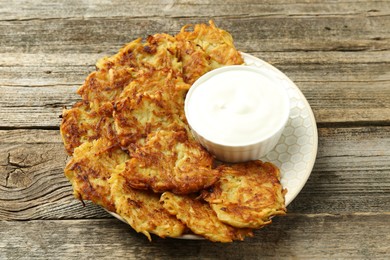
0,130,109,220
1,14,388,54
1,214,389,259
2,0,389,20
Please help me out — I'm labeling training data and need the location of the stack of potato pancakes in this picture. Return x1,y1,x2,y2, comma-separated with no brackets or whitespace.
61,21,287,242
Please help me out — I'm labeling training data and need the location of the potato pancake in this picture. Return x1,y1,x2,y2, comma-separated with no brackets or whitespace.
113,69,188,149
110,172,186,241
123,129,220,194
176,20,244,84
93,34,182,77
160,192,253,242
78,33,181,108
202,161,287,229
64,138,129,212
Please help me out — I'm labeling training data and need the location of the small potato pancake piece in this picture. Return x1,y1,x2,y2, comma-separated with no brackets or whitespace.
123,129,220,194
64,138,129,212
160,192,253,242
110,172,186,241
202,161,287,229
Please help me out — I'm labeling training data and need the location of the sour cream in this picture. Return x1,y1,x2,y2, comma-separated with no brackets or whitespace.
185,65,290,162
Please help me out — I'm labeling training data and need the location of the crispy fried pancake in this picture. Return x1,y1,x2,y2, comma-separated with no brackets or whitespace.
78,34,181,107
160,192,253,242
176,20,244,84
110,172,186,241
113,69,189,149
61,101,116,154
123,129,220,194
202,161,287,229
64,138,129,212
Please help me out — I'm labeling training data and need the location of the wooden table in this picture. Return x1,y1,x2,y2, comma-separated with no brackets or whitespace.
1,1,389,259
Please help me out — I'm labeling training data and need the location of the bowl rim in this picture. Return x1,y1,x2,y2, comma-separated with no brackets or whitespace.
184,65,290,148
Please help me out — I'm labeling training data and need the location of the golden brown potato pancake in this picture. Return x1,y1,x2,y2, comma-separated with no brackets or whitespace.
202,161,287,229
61,34,181,154
160,192,253,242
64,138,129,212
78,34,180,108
176,20,244,84
113,69,189,149
123,129,220,194
110,172,186,241
112,67,220,194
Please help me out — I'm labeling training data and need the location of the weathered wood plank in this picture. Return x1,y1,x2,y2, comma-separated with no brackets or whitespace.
0,86,76,128
0,130,110,220
1,214,389,259
1,0,389,20
0,127,389,221
1,52,389,87
1,50,389,67
0,14,388,54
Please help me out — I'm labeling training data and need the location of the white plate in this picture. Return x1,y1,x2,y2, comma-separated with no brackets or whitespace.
108,53,318,239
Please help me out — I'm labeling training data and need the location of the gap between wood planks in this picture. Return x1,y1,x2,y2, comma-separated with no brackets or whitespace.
0,126,60,131
2,121,390,131
316,121,390,128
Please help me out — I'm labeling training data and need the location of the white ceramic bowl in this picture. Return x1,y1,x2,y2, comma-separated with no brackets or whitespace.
185,65,290,163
